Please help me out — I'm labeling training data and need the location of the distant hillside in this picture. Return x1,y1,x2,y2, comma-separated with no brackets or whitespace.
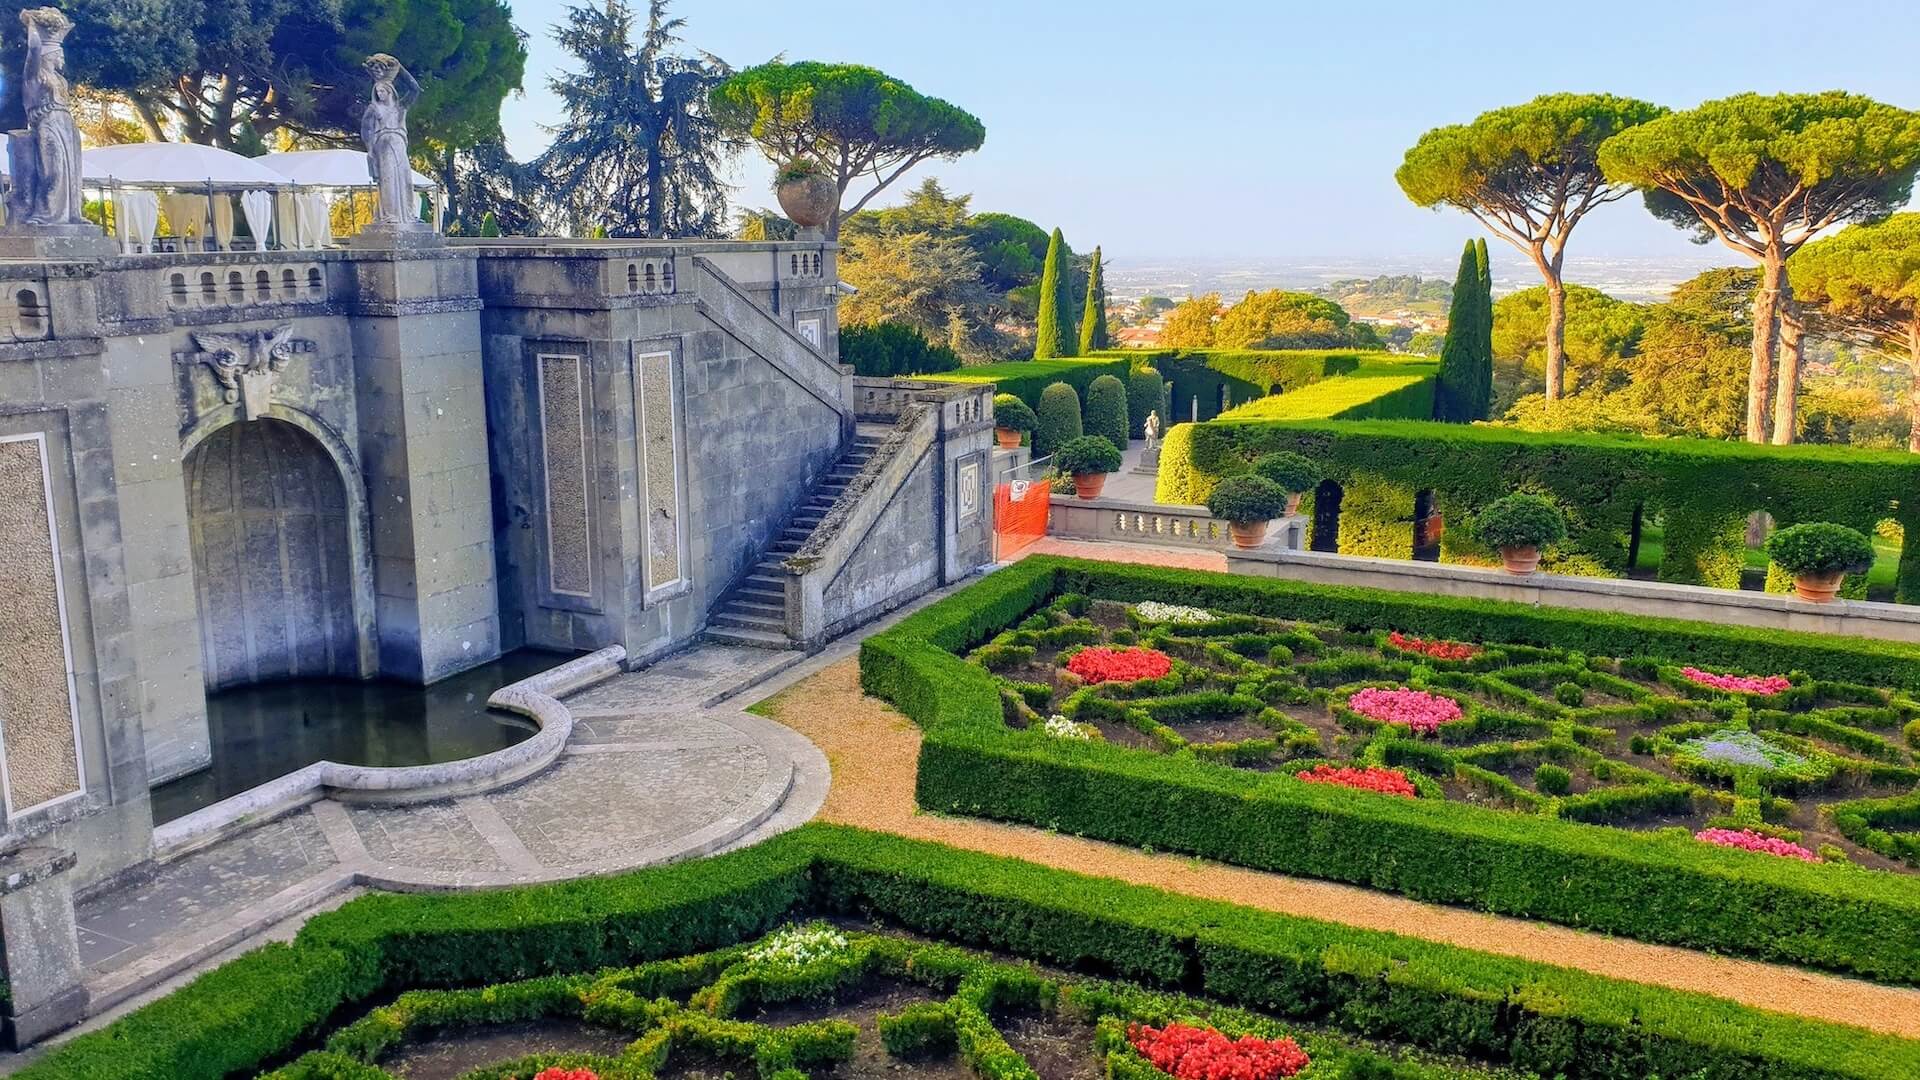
1315,274,1451,316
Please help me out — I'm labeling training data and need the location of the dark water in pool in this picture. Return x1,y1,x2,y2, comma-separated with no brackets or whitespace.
151,648,578,825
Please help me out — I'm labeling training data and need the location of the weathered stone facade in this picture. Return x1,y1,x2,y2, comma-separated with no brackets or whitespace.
0,237,992,900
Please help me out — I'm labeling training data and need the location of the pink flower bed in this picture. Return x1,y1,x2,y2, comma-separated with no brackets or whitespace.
1680,667,1791,695
1344,687,1462,734
1695,827,1820,862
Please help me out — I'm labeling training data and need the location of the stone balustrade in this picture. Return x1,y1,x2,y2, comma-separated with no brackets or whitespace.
1048,492,1305,552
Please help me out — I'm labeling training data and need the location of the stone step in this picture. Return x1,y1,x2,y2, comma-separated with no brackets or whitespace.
737,588,785,608
742,573,785,592
779,526,813,540
726,598,786,619
704,625,798,650
712,610,786,633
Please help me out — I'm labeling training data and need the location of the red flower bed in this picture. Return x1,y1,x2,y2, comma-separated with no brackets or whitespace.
1295,764,1416,797
1387,630,1480,661
533,1070,599,1080
1067,646,1173,684
1127,1022,1309,1080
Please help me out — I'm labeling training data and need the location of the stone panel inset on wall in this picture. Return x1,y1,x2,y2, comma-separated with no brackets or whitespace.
637,350,685,595
537,353,593,598
0,434,85,817
185,418,357,690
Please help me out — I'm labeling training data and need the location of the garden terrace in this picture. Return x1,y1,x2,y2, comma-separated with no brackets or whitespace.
1089,349,1380,422
22,825,1920,1080
859,556,1920,983
1151,420,1920,603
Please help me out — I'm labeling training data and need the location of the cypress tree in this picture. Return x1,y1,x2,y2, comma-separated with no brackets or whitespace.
1470,238,1494,421
1433,240,1481,422
1033,228,1075,359
1079,246,1111,353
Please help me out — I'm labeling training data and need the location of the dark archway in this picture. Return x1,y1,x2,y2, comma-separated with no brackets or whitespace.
185,418,358,689
1412,489,1442,562
1309,479,1344,553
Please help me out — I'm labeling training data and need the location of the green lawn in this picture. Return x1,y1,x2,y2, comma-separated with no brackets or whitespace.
1631,521,1900,601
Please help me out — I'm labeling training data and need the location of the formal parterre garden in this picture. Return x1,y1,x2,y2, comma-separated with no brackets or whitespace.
29,825,1920,1080
860,557,1920,984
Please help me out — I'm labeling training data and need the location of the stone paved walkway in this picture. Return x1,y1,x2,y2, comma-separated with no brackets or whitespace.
65,644,827,1020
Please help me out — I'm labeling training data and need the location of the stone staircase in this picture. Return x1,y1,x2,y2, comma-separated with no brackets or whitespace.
705,427,887,648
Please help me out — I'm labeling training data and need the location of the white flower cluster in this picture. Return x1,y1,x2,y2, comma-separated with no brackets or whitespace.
745,924,848,968
1043,714,1094,740
1134,601,1217,624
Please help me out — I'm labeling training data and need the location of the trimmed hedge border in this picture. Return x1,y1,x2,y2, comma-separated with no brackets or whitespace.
925,358,1134,408
1094,349,1371,422
860,556,1920,984
22,823,1920,1080
1152,419,1920,601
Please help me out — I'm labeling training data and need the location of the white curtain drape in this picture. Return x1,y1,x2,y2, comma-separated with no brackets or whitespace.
159,193,206,245
241,190,274,250
210,193,235,249
297,191,333,248
117,190,159,253
275,192,301,250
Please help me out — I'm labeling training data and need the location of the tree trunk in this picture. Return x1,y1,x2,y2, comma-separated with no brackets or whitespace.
1543,273,1567,401
1747,252,1785,443
645,143,665,238
1770,301,1804,445
1909,327,1920,454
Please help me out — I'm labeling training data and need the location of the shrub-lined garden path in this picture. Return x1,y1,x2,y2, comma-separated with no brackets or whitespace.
749,651,1920,1039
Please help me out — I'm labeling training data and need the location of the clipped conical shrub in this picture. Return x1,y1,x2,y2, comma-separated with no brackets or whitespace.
1435,240,1486,423
1079,246,1110,353
1033,228,1075,359
1034,381,1083,457
1126,366,1165,437
1085,373,1129,453
479,211,501,237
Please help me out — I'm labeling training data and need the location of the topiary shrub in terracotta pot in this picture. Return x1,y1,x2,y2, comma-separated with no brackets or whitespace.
992,393,1035,449
1054,435,1123,500
774,159,837,229
1469,493,1567,575
1206,474,1291,548
1764,522,1875,602
1252,450,1324,516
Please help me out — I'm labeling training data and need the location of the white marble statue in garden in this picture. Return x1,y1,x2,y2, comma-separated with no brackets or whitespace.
1143,410,1161,450
6,7,85,227
362,53,423,229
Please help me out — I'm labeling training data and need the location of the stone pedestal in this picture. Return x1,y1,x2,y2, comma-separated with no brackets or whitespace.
0,224,116,259
344,224,444,250
1131,445,1161,476
0,846,89,1048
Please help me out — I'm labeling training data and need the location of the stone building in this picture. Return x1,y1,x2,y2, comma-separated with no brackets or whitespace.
0,234,995,1043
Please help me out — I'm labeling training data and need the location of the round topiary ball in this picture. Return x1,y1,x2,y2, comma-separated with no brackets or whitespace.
1205,474,1290,524
992,393,1036,433
1034,382,1083,458
1764,522,1876,577
1054,434,1123,476
1252,450,1323,494
1469,493,1567,550
1085,374,1130,453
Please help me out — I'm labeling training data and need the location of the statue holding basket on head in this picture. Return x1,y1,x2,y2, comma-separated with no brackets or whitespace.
361,53,425,230
6,7,85,227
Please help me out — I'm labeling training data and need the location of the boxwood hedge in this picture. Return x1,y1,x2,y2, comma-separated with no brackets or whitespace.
859,556,1920,984
1152,419,1920,601
1098,349,1371,422
23,823,1920,1080
925,358,1133,408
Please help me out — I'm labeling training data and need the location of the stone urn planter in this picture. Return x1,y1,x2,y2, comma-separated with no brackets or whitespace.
1284,492,1303,516
996,427,1022,450
774,162,837,230
1072,471,1108,499
1791,571,1846,603
1229,521,1271,549
1498,545,1541,575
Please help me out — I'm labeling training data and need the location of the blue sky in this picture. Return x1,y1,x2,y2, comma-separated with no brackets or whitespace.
499,0,1920,261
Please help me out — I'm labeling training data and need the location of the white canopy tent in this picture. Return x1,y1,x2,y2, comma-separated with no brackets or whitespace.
70,142,443,253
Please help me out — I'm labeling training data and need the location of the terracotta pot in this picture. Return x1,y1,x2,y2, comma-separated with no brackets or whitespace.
995,427,1022,449
775,171,838,229
1072,471,1108,499
1793,571,1846,603
1284,492,1303,516
1499,545,1540,575
1229,520,1270,549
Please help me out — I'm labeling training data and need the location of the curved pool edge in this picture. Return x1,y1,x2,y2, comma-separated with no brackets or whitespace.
151,646,627,859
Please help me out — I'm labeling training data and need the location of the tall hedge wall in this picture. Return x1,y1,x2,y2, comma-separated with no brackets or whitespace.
26,822,1920,1080
924,358,1134,408
860,556,1920,985
1097,349,1370,423
1153,419,1920,602
1155,362,1438,506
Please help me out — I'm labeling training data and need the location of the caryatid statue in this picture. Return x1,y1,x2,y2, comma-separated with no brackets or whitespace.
361,53,425,230
6,7,85,227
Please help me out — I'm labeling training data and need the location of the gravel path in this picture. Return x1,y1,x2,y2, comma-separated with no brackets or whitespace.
756,656,1920,1040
